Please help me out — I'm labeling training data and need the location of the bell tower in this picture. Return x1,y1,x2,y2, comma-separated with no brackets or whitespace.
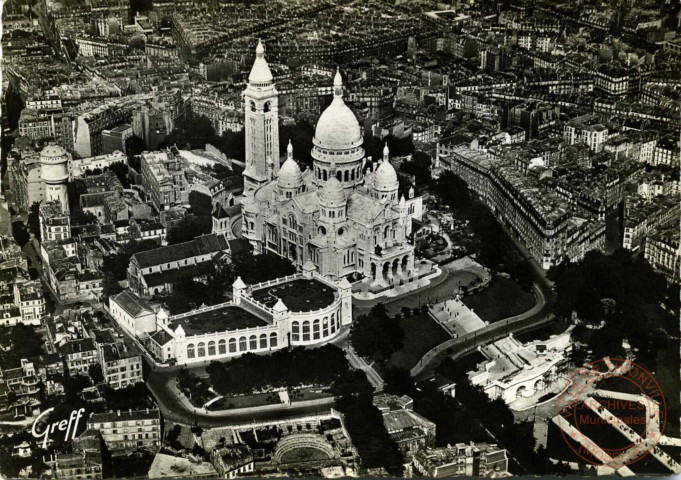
243,40,280,195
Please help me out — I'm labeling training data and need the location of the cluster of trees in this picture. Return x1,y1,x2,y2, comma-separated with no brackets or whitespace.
431,359,549,474
549,250,679,428
350,304,404,361
166,215,213,245
432,171,534,289
12,221,30,247
206,345,348,396
364,135,415,161
399,150,432,186
0,324,44,370
331,370,404,473
27,202,41,241
156,247,296,314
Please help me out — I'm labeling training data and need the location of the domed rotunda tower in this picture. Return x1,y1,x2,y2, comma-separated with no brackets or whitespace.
311,68,365,190
40,143,70,214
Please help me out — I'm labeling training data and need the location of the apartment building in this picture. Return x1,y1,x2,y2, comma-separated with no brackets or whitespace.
87,409,161,453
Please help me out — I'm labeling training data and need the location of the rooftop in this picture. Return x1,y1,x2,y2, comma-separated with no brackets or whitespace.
251,279,335,312
169,305,268,335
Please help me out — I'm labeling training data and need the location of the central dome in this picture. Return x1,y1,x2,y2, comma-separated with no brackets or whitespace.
313,69,362,150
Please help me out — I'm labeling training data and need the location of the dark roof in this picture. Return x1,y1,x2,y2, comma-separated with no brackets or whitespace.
101,341,139,363
59,337,96,355
92,329,117,345
132,233,229,268
149,329,173,346
111,290,153,318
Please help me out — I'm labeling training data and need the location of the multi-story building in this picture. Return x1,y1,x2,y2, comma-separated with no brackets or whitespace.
413,443,510,477
623,195,680,251
444,146,606,269
87,409,161,453
211,445,254,479
644,228,680,283
652,135,680,167
126,233,243,297
71,151,127,177
59,337,98,375
563,114,610,153
139,148,189,210
39,201,71,242
374,394,436,461
97,340,143,389
13,281,46,325
7,151,44,213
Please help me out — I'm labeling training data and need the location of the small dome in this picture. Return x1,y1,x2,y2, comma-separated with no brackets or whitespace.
320,176,346,207
40,143,68,159
248,40,273,84
278,157,303,188
374,161,398,192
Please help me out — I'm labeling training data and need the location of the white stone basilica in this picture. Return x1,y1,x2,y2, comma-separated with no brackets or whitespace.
241,41,424,284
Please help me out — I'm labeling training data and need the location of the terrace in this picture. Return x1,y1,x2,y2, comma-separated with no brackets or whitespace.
169,305,268,335
251,279,336,312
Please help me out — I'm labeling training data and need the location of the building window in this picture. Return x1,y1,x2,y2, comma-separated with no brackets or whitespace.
313,319,320,340
259,334,267,349
270,332,278,347
197,342,206,357
208,341,216,356
229,338,236,353
323,317,329,337
218,339,226,354
292,321,300,341
302,321,310,341
187,344,195,358
239,337,247,351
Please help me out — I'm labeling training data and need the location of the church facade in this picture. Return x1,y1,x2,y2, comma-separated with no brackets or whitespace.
241,41,424,284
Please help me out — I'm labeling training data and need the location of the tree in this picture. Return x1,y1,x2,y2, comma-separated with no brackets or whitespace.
433,171,470,208
88,364,104,384
166,215,212,244
231,250,296,284
27,202,41,241
106,161,130,188
70,208,97,226
12,221,30,247
125,135,146,158
101,272,123,300
188,191,212,215
350,304,404,361
400,150,432,185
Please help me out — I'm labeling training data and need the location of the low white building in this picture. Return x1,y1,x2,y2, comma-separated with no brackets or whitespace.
109,290,156,337
114,263,353,365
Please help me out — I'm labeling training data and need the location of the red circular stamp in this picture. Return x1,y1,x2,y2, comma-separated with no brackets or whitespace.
556,358,667,469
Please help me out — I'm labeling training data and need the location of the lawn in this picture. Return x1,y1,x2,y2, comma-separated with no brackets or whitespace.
462,276,535,323
206,391,281,411
389,312,451,370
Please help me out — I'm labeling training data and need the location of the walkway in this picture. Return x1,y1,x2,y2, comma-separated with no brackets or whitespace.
411,283,550,379
353,258,488,317
346,348,385,393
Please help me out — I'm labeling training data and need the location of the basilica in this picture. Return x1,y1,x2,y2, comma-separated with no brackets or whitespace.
241,41,424,284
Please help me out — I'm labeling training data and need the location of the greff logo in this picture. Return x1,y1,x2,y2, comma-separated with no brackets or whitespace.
31,407,85,449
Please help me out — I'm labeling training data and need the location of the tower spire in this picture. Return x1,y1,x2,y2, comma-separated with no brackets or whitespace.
287,139,293,160
333,67,343,98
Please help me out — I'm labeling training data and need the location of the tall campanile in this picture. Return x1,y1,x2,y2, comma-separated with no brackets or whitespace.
243,40,280,195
